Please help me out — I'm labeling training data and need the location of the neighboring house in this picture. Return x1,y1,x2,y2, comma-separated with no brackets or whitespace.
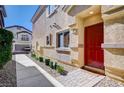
0,5,7,28
31,5,124,82
5,25,32,53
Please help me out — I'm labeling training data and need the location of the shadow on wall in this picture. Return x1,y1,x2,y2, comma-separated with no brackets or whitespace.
105,16,124,26
106,48,124,56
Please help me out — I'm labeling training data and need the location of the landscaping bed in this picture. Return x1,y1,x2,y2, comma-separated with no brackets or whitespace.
26,53,77,78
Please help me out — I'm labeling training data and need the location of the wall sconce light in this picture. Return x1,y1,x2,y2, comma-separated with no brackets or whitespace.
89,11,94,15
71,28,78,34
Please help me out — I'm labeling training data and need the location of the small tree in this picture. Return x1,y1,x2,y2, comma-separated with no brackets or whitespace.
0,29,13,68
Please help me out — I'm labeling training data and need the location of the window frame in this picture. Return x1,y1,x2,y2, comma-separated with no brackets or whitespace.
46,35,50,45
21,34,29,41
57,29,70,48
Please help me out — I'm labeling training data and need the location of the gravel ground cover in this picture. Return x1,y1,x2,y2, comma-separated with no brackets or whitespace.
0,60,16,87
94,76,124,87
0,69,14,87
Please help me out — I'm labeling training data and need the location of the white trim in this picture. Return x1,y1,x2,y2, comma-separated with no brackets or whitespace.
14,42,32,45
56,47,71,51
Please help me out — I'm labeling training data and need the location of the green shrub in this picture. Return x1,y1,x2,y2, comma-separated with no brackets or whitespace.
49,61,54,69
57,65,64,73
39,57,44,62
48,61,51,66
31,53,36,58
0,29,13,68
31,53,39,60
45,59,50,66
54,62,57,70
35,57,39,60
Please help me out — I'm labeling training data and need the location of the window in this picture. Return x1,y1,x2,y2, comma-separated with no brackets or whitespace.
64,31,69,47
21,35,29,41
47,5,58,16
58,33,63,47
46,36,50,45
57,30,70,48
46,34,52,46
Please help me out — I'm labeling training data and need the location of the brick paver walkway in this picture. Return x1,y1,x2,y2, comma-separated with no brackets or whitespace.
56,69,105,87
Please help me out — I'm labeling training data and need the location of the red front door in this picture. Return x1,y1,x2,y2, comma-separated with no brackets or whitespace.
84,23,104,69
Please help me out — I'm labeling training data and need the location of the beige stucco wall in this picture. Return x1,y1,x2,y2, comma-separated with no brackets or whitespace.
32,11,46,54
32,5,103,67
44,6,76,63
32,5,79,66
102,5,124,82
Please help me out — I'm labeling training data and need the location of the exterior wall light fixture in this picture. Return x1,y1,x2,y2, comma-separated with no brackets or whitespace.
89,11,94,14
71,28,78,34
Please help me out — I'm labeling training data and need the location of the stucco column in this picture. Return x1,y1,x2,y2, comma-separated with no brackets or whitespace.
102,5,124,82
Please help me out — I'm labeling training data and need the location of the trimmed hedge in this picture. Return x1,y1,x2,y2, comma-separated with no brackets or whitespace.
0,29,13,68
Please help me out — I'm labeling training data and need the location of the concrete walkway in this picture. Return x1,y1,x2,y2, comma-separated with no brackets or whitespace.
15,54,63,87
16,63,54,87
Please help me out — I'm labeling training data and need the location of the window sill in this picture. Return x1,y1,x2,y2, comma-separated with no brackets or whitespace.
56,47,71,55
56,47,70,51
16,40,31,42
44,45,55,48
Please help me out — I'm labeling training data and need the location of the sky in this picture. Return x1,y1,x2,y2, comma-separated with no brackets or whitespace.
4,5,39,31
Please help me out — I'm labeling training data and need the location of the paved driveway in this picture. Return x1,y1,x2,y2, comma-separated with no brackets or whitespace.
15,54,54,87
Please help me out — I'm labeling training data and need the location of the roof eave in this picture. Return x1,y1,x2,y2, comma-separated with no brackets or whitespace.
5,25,32,32
0,5,7,17
31,5,47,24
